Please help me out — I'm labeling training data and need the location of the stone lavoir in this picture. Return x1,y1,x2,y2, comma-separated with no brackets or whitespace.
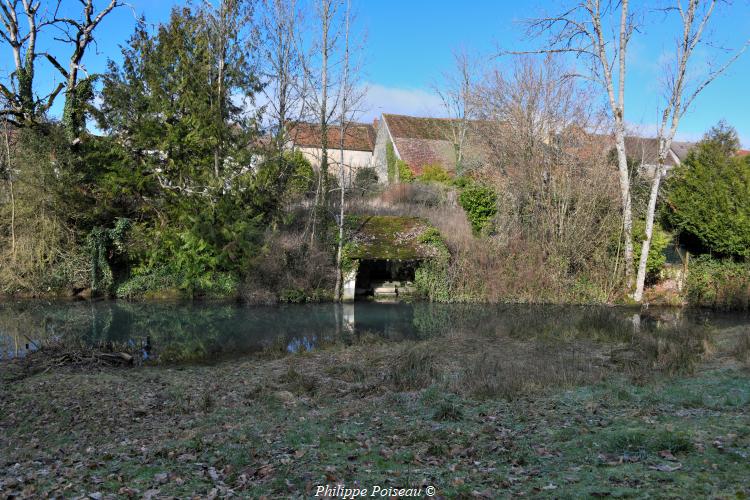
341,215,443,301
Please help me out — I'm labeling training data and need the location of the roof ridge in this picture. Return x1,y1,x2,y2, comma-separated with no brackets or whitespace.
383,113,467,123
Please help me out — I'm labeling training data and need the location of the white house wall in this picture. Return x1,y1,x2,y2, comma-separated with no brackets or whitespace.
372,119,392,183
297,146,374,186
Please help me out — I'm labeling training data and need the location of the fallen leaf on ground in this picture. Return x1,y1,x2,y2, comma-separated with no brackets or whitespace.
658,450,677,461
649,463,682,472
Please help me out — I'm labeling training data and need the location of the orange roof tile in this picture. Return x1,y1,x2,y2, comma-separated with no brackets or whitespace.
288,122,375,152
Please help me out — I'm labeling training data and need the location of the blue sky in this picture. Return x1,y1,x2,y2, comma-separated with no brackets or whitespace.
4,0,749,145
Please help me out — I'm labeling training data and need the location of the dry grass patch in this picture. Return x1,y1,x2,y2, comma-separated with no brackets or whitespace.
389,343,442,391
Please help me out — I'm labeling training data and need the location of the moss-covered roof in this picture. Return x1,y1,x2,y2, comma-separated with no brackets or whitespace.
344,215,439,260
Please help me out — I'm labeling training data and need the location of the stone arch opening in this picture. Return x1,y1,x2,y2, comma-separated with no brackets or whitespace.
354,259,419,299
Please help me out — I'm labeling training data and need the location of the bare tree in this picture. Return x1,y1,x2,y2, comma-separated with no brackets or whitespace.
258,0,317,211
332,0,365,301
434,49,480,176
516,0,638,293
199,0,256,178
0,0,62,125
519,0,748,301
0,0,121,132
259,0,305,150
460,55,622,301
332,0,350,302
633,0,749,301
50,0,123,140
478,57,617,266
299,0,344,244
476,55,604,169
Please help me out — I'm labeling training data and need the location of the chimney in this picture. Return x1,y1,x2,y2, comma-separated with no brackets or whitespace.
373,118,379,129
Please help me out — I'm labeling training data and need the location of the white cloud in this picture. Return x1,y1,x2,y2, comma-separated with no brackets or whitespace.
252,81,444,128
625,121,705,143
357,82,445,122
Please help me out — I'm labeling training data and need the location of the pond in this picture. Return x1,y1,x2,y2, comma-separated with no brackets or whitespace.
1,300,749,366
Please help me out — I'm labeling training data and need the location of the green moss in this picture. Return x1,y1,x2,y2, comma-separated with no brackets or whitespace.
344,215,439,260
340,242,360,274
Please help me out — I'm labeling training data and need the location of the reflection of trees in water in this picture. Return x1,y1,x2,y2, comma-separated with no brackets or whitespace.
1,301,747,366
411,304,640,342
0,301,92,359
611,323,714,377
0,315,40,359
413,304,743,381
111,302,236,362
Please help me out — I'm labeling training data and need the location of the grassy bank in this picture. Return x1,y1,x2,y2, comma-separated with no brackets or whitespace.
1,333,749,498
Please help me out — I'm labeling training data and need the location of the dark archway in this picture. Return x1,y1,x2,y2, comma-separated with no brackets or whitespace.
354,259,419,298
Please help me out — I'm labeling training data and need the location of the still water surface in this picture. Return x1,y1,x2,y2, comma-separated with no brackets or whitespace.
0,300,748,363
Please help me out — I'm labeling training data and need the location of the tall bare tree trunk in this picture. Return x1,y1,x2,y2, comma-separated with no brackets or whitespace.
614,127,634,291
213,0,230,179
318,0,330,221
610,0,634,292
633,0,746,302
57,0,122,141
633,157,665,300
309,0,332,246
260,0,309,239
215,53,224,179
333,0,350,302
8,159,14,263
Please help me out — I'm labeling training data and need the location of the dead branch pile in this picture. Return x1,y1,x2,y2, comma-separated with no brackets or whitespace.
4,339,141,382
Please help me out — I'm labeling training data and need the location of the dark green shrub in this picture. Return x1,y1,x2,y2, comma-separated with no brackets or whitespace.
284,150,316,197
279,288,307,303
633,221,671,281
452,176,473,188
664,138,750,259
255,150,315,200
685,256,750,310
415,228,451,301
353,166,379,196
459,184,498,234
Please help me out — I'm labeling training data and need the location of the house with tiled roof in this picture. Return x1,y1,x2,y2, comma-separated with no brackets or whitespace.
557,128,698,177
286,122,376,186
373,114,495,182
622,136,696,177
